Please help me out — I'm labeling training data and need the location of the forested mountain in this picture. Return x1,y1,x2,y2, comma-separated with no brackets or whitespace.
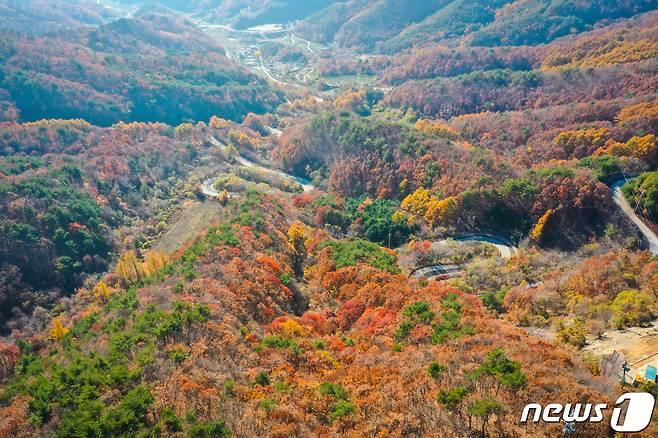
115,0,336,28
1,1,658,437
102,0,656,49
0,115,276,335
108,0,658,50
204,0,337,29
0,8,282,125
0,0,115,34
376,11,658,117
298,0,658,52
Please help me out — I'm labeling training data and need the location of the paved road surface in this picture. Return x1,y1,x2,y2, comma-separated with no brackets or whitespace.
412,177,658,279
410,264,462,279
437,234,517,259
612,179,658,254
201,178,221,197
410,234,518,280
202,137,315,196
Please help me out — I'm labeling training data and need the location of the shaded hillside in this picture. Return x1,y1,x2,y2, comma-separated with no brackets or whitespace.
327,0,451,51
208,0,336,29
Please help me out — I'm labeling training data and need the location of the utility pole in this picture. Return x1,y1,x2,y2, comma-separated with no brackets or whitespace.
622,361,631,387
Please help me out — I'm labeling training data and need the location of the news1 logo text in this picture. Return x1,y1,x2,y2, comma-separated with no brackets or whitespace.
520,393,655,433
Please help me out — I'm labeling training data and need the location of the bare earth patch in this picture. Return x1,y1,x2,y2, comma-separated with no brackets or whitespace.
583,321,658,379
152,200,226,254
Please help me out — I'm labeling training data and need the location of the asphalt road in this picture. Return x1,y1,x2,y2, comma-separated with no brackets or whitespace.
412,177,658,280
410,234,518,280
201,137,315,197
611,178,658,254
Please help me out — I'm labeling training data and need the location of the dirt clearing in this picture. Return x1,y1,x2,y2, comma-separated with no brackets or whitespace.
152,200,226,254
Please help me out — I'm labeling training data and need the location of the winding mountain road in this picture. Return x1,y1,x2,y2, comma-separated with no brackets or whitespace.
203,139,658,279
292,34,315,54
412,179,658,280
440,234,517,259
410,264,463,280
201,177,222,197
410,234,518,280
612,178,658,254
202,137,315,196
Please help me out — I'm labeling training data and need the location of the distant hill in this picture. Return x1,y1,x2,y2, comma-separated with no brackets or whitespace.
297,0,658,52
298,0,452,49
380,10,658,119
115,0,336,29
0,0,116,34
0,8,283,125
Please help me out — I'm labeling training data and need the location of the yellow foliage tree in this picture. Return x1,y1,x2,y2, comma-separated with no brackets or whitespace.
424,196,458,227
50,317,69,342
542,36,658,70
625,134,657,160
174,123,194,138
596,134,656,160
217,189,230,205
288,223,306,252
228,130,254,148
401,187,431,215
392,210,415,228
93,281,115,303
391,211,406,224
287,223,307,276
532,209,555,242
142,251,171,277
399,178,409,194
553,127,610,157
281,319,305,337
414,119,458,139
115,250,145,285
617,98,658,125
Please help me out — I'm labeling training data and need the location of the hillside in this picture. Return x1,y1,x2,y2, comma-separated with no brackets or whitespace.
0,9,283,125
0,0,115,34
115,0,336,29
313,0,450,50
0,188,619,437
105,0,658,50
0,117,277,334
298,0,658,52
377,12,658,117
